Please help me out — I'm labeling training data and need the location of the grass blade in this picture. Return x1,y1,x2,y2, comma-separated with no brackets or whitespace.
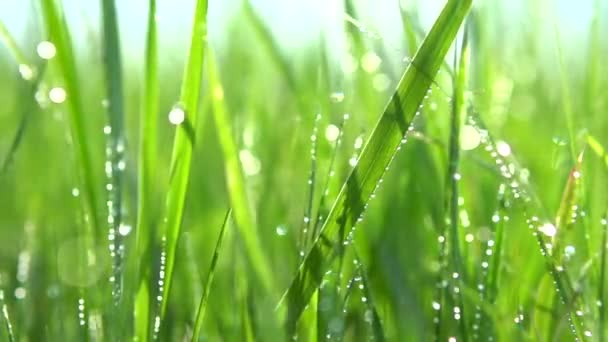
599,213,607,341
158,0,208,322
445,23,470,341
0,289,15,342
133,0,159,340
99,1,127,337
0,20,29,67
277,0,472,330
207,50,274,294
40,0,100,234
191,209,232,342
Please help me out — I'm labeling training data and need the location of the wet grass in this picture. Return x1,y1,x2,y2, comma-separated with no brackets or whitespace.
1,0,608,341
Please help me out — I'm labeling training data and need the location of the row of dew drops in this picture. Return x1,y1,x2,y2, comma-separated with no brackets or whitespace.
428,111,596,341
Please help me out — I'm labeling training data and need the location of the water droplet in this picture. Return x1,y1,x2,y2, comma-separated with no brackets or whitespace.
354,136,364,149
49,87,67,104
432,301,441,310
276,225,288,236
118,224,132,236
349,157,358,167
538,223,557,237
103,125,112,135
496,141,511,157
361,51,381,73
72,188,80,197
325,124,340,142
564,245,575,257
14,287,26,299
461,125,481,150
552,136,568,146
168,106,185,125
239,149,262,176
18,64,35,80
36,41,56,60
330,92,345,103
465,233,474,242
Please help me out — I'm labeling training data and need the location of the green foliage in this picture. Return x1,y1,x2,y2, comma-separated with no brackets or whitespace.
0,0,607,341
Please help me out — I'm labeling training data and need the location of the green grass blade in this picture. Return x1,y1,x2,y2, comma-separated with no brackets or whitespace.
352,250,385,341
0,20,29,67
0,59,47,174
277,0,472,330
133,0,159,340
207,50,274,294
191,209,232,342
446,22,470,341
242,1,307,114
99,1,127,337
0,290,15,342
40,0,100,235
586,135,608,167
599,213,607,341
158,0,208,321
552,24,576,161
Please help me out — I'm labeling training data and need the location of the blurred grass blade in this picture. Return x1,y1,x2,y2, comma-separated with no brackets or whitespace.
0,290,15,342
599,213,607,341
191,209,232,342
353,250,385,341
100,2,126,336
277,0,472,330
555,151,583,231
40,0,100,234
0,59,47,174
207,50,274,293
0,20,29,66
445,22,470,341
158,0,208,321
242,0,307,114
552,23,576,160
133,0,159,340
586,134,608,167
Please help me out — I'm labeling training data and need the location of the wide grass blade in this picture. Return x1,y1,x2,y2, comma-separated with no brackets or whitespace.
206,50,274,294
277,0,472,330
191,209,232,342
157,0,208,322
133,0,159,340
40,0,100,235
0,58,47,174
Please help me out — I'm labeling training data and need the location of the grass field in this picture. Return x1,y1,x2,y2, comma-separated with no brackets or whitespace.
1,0,607,341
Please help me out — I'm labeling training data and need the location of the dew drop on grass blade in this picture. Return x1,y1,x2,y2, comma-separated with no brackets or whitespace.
276,0,473,331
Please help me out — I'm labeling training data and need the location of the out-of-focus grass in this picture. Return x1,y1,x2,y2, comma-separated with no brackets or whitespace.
0,0,607,341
